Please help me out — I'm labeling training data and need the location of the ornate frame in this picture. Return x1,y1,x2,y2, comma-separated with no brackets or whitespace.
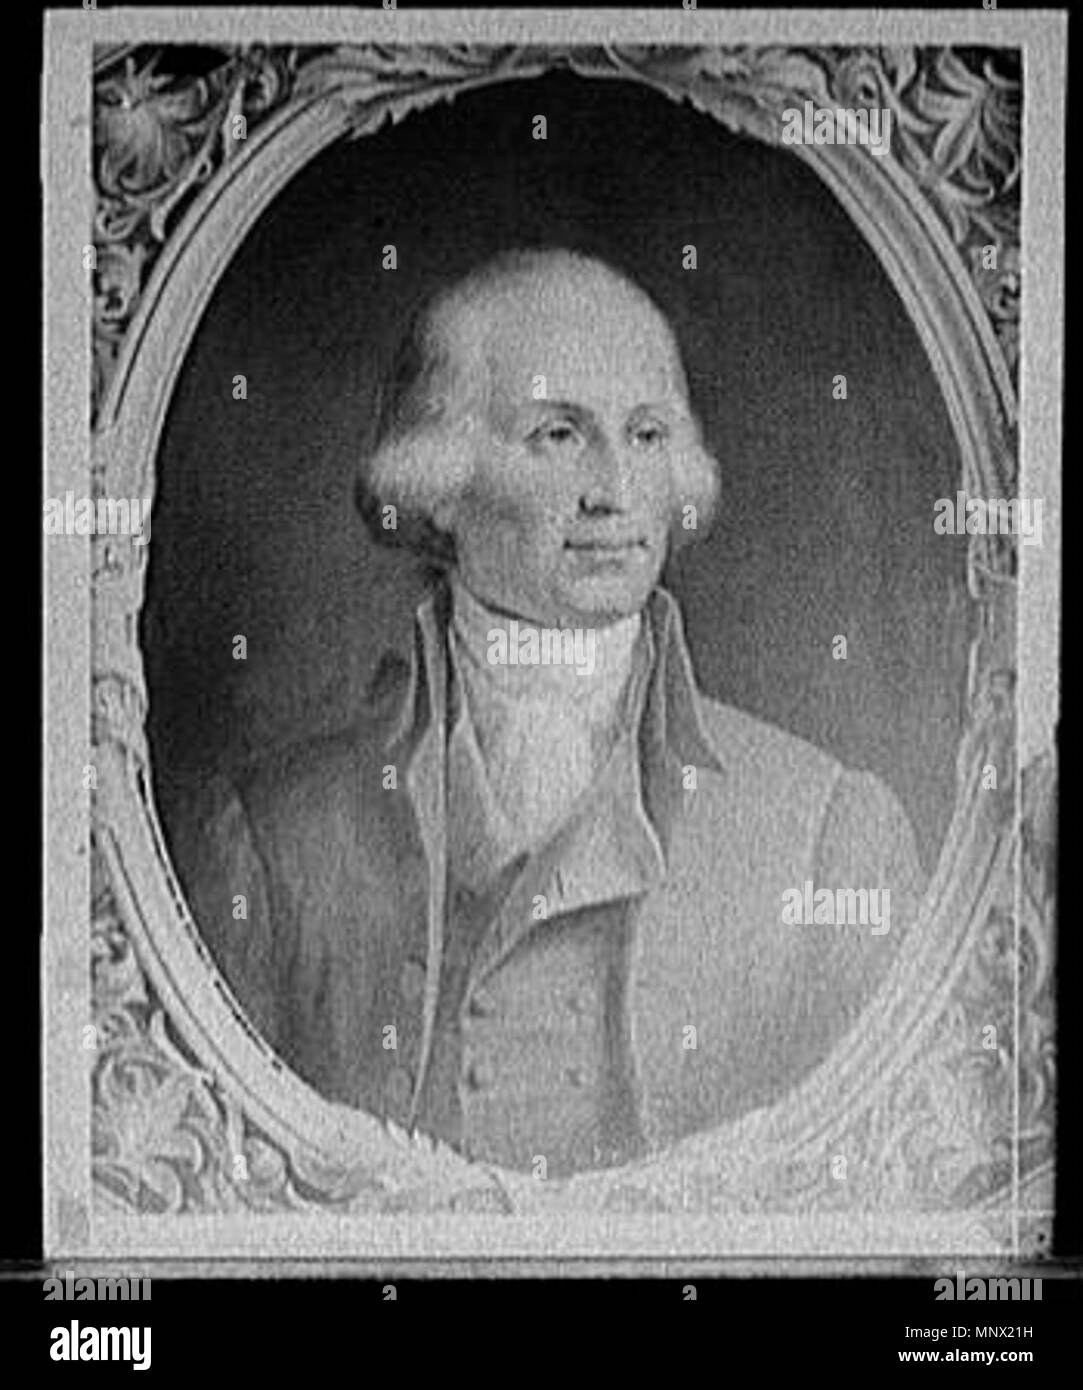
50,25,1056,1258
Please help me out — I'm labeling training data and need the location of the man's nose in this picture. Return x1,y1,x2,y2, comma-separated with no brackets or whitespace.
577,437,631,515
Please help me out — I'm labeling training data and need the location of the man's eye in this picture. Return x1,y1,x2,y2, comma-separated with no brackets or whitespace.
530,420,580,447
631,421,667,448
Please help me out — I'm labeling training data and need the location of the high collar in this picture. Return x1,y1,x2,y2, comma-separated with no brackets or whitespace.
386,580,724,783
448,574,642,710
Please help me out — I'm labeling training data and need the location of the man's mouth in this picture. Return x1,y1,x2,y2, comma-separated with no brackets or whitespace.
564,537,648,554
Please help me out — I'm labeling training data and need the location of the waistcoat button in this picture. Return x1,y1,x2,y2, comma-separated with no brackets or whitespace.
464,1060,495,1090
466,991,495,1019
399,958,427,1003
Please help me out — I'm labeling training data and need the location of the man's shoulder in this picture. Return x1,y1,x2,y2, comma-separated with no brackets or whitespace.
235,653,411,830
691,693,920,872
694,693,843,789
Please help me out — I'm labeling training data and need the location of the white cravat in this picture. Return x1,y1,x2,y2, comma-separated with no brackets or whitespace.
447,576,642,877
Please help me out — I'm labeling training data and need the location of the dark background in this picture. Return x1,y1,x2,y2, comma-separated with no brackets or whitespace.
144,70,972,875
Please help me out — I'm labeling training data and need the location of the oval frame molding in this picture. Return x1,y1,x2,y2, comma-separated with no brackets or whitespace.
88,42,1052,1229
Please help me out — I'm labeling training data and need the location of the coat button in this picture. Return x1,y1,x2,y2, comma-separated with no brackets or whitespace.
399,958,427,1003
385,1068,414,1112
565,1067,586,1087
565,993,587,1016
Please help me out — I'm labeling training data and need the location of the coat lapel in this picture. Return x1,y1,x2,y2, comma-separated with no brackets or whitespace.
385,590,451,1126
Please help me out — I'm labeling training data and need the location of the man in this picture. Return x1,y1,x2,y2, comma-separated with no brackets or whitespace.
177,248,924,1178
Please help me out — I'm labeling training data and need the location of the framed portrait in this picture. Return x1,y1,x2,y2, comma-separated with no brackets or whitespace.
43,5,1062,1273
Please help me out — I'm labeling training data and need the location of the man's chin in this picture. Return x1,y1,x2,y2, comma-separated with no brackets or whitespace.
555,574,655,626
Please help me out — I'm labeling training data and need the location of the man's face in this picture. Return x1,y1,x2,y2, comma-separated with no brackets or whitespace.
440,274,695,628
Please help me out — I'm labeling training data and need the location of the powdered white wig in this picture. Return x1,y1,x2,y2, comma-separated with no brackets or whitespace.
356,248,720,567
